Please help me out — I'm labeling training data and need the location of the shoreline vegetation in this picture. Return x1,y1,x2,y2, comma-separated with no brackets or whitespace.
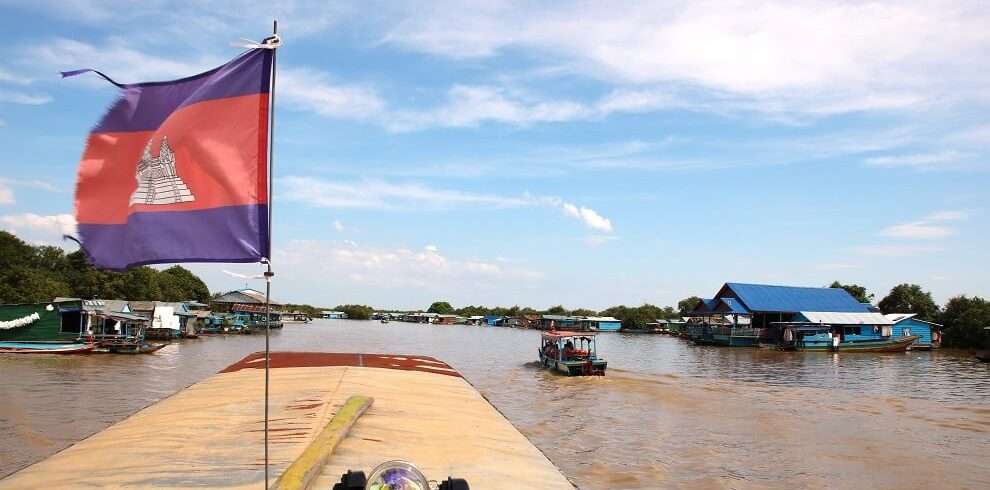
2,231,987,349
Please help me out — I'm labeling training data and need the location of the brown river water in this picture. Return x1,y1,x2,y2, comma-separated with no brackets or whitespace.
2,319,989,489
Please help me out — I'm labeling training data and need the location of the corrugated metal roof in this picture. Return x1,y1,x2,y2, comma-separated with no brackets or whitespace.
883,313,916,324
715,298,750,314
883,313,943,327
724,283,870,313
799,311,893,325
690,299,717,314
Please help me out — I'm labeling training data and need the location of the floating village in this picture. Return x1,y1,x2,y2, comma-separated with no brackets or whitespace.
0,282,948,360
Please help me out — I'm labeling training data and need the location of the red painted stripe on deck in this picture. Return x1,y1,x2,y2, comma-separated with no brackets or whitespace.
220,352,463,378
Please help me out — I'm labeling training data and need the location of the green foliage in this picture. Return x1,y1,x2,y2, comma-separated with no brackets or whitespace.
334,304,375,320
160,266,210,302
570,308,598,317
0,230,212,304
427,301,454,314
600,303,677,329
829,281,874,304
545,305,568,315
282,304,327,317
677,296,702,316
940,295,990,349
879,283,939,321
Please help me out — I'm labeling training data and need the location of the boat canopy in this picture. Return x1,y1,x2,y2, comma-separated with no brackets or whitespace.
541,330,596,339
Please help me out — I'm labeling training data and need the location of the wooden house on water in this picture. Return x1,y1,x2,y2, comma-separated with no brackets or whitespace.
576,316,622,331
211,288,280,313
0,302,81,343
884,313,943,350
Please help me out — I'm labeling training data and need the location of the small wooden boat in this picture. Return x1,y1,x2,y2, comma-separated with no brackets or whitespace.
539,331,606,376
0,341,95,354
108,342,166,354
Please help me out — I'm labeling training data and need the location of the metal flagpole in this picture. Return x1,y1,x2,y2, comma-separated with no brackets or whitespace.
264,19,278,489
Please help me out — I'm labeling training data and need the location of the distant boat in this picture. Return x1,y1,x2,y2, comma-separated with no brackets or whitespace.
0,341,95,354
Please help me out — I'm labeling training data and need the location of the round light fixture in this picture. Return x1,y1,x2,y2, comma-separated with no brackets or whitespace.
365,461,429,490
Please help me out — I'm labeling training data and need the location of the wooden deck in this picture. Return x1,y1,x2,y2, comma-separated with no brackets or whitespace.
0,352,575,489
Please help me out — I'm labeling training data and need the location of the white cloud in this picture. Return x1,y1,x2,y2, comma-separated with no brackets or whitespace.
387,85,592,132
853,244,942,258
561,202,613,232
0,185,13,204
0,213,77,236
951,124,990,145
279,67,386,120
878,210,968,240
924,210,968,221
9,1,350,39
333,219,344,232
274,239,543,295
280,176,531,210
0,67,33,85
424,244,438,252
864,150,964,169
0,177,60,193
27,38,220,85
281,176,615,233
382,1,990,115
880,221,954,240
0,90,52,105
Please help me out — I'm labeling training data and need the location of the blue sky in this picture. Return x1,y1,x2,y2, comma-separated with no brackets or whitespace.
0,1,987,310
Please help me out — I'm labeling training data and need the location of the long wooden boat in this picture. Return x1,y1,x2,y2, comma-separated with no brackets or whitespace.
795,335,919,353
539,331,606,376
2,352,576,489
0,341,95,354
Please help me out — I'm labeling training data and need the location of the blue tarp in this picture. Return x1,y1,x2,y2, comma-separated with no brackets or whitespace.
722,283,869,313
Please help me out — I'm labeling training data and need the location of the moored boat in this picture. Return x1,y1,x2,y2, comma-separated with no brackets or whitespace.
781,325,919,352
0,341,95,354
108,342,166,354
539,331,607,375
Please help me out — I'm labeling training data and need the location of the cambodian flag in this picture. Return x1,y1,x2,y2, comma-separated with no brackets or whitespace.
68,48,273,270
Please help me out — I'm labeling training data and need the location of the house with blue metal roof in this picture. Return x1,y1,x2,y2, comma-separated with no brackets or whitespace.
688,282,882,347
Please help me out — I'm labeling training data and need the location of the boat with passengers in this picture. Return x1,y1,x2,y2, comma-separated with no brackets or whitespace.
539,330,607,375
776,322,918,352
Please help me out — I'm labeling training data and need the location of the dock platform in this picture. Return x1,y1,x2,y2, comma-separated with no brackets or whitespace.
1,352,575,489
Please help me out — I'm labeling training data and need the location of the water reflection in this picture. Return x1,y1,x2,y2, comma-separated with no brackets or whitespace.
2,320,989,489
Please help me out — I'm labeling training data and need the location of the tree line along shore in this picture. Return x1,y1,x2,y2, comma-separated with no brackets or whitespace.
2,230,987,349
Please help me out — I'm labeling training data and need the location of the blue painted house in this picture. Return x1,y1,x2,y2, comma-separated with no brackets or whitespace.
885,313,942,350
577,316,622,331
484,315,506,326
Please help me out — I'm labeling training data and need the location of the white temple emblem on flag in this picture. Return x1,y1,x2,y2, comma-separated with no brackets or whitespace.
129,136,195,206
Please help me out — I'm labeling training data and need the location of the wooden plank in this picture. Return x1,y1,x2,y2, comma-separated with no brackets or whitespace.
271,395,373,490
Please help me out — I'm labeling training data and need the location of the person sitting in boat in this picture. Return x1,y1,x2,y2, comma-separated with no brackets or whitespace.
563,340,575,360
